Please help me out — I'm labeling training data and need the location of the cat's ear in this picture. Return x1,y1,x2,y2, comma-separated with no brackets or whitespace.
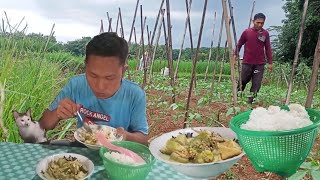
13,111,19,120
26,108,31,117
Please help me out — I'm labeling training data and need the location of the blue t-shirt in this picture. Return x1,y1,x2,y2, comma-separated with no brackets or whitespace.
49,74,148,134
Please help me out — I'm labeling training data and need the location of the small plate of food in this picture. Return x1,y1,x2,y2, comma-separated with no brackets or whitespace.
74,124,123,150
36,153,94,180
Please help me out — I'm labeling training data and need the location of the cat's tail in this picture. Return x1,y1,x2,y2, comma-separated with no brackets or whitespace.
0,82,8,134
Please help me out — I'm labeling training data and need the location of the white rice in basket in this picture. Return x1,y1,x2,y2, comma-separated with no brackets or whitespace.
241,104,313,131
104,152,146,166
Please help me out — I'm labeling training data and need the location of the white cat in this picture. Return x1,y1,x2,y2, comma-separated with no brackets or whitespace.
13,109,47,143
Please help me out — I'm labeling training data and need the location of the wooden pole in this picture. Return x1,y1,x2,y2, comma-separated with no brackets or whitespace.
305,33,320,108
166,0,176,103
116,11,120,34
285,0,309,105
106,12,113,32
228,0,241,91
126,0,140,80
162,16,168,59
99,19,104,34
185,0,196,88
248,1,256,28
140,5,147,89
136,17,147,71
218,40,228,83
128,0,140,46
119,8,125,38
146,25,151,68
150,0,165,46
222,0,238,105
210,11,224,94
204,11,217,80
133,27,139,69
184,0,208,128
174,0,193,81
149,9,165,83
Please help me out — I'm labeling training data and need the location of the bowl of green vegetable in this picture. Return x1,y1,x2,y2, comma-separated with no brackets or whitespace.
36,153,94,180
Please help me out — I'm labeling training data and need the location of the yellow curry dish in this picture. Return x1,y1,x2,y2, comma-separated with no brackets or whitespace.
160,130,242,163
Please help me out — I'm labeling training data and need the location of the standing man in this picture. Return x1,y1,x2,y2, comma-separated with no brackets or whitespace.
234,13,273,104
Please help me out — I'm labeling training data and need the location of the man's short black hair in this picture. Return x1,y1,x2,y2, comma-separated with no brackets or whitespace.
253,13,266,20
85,32,128,65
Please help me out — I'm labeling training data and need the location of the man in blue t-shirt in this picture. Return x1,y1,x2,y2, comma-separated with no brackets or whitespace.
39,32,148,145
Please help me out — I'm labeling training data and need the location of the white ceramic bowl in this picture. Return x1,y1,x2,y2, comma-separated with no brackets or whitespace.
149,127,245,179
36,153,94,180
74,124,123,150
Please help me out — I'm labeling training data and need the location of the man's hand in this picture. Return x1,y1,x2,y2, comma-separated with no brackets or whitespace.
268,64,273,72
56,98,78,120
116,127,128,140
232,55,238,67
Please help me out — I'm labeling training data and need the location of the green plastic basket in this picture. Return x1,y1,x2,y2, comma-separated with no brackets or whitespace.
229,107,320,177
99,141,156,180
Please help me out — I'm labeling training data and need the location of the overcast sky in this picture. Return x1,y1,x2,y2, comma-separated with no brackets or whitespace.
0,0,286,49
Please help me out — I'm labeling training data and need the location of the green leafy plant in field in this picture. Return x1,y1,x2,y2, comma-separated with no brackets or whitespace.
289,158,320,180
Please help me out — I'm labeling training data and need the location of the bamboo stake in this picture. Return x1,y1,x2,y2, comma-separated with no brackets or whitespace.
228,0,241,91
149,9,165,83
210,11,224,94
184,0,208,128
136,16,147,71
285,0,309,105
281,67,289,87
140,5,147,89
147,25,151,46
222,0,237,105
150,0,165,46
218,40,228,83
305,32,320,108
146,25,151,68
174,0,193,81
185,0,196,88
126,0,140,80
128,0,140,47
133,27,140,71
99,19,104,34
106,12,113,32
248,1,256,28
119,8,125,38
166,0,176,103
162,16,168,59
204,11,217,80
116,11,120,34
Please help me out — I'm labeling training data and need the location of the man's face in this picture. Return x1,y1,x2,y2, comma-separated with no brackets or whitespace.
85,55,126,99
253,18,265,31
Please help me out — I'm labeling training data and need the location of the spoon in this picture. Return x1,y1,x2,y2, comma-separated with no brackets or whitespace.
96,132,145,164
76,111,93,133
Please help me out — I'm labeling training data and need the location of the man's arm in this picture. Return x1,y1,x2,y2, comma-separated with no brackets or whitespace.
235,30,247,56
265,31,273,71
265,31,272,64
40,98,78,130
126,89,149,145
39,109,60,130
117,128,148,145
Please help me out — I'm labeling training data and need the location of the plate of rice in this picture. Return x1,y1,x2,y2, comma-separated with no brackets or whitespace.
74,124,123,150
